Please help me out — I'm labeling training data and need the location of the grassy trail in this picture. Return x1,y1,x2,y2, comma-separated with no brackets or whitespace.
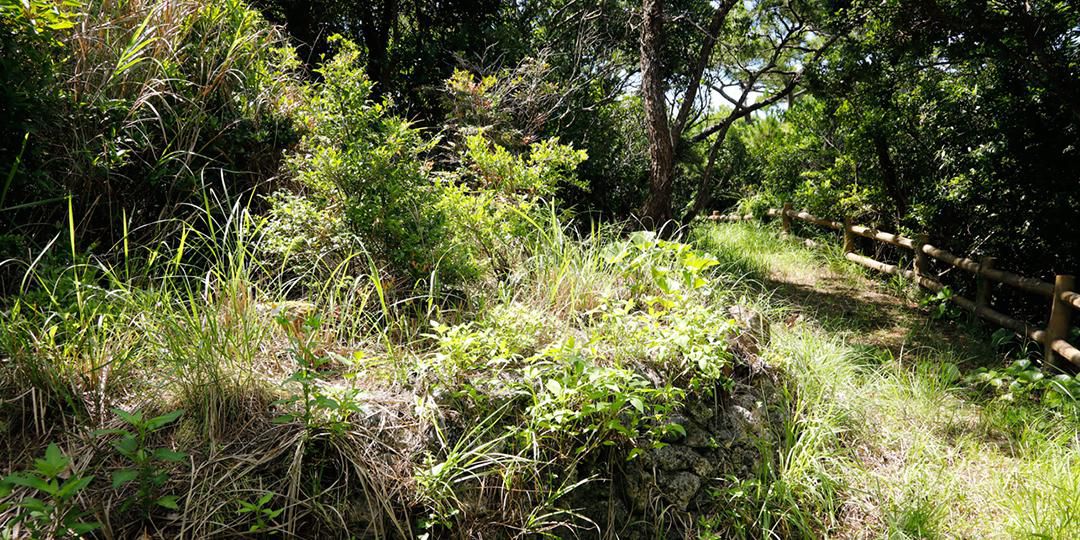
693,222,1080,539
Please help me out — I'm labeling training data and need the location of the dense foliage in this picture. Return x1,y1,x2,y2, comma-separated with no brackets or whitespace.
1,0,1078,537
725,0,1080,287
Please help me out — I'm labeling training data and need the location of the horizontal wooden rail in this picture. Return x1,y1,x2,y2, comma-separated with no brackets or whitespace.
1062,290,1080,311
920,244,1055,298
845,252,914,278
849,225,915,250
842,251,937,287
745,205,1079,368
946,294,1080,366
785,209,843,231
949,294,1042,341
844,252,944,291
1050,339,1080,366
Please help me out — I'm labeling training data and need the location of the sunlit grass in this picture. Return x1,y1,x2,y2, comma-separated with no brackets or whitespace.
3,212,1075,537
702,220,1080,540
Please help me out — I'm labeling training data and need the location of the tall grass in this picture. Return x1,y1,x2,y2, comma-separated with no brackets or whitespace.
35,0,301,242
502,207,624,317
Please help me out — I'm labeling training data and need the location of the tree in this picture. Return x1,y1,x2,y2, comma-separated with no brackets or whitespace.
254,0,522,119
638,0,838,226
639,0,675,226
733,0,1080,312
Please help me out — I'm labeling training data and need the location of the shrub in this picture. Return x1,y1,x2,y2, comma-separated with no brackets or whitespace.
444,62,565,152
258,191,358,283
0,443,99,539
436,118,587,279
269,37,455,286
98,409,187,517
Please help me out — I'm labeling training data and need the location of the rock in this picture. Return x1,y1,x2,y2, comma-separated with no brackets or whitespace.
653,444,715,475
624,459,654,513
658,472,701,511
686,399,716,423
574,345,786,536
684,423,716,449
729,404,765,438
728,305,771,346
727,305,771,372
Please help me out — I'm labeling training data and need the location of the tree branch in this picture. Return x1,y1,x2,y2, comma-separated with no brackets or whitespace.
670,0,739,144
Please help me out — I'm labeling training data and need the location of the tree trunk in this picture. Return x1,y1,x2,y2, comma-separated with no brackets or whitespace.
640,0,675,228
359,0,398,100
871,132,906,225
683,122,732,222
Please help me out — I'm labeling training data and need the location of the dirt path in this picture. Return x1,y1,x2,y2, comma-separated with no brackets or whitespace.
696,223,1079,539
760,242,994,364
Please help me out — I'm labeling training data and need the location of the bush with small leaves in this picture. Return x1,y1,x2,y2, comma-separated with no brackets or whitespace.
272,36,454,285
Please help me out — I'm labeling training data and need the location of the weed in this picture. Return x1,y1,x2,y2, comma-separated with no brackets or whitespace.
98,408,187,517
920,286,960,320
0,444,99,539
966,358,1080,413
236,492,285,533
273,314,365,436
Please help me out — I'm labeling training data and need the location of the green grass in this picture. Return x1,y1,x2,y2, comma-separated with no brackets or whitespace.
2,212,1076,538
694,220,1080,539
0,206,774,537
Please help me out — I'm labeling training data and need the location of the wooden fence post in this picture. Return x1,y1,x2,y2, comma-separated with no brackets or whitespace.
913,233,930,279
974,256,997,322
781,203,792,235
1046,274,1076,367
842,217,855,254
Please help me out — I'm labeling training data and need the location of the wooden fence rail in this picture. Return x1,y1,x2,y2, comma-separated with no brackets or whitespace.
708,207,1080,368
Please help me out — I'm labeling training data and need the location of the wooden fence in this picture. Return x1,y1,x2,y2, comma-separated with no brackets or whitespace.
708,206,1080,368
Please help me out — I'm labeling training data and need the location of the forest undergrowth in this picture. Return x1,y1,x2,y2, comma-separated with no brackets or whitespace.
3,213,1077,538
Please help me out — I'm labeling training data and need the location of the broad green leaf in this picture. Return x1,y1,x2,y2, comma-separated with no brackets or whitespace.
56,475,93,497
5,473,51,494
156,495,180,510
68,522,102,534
153,448,187,462
147,409,184,430
112,469,138,488
545,378,562,397
113,408,143,426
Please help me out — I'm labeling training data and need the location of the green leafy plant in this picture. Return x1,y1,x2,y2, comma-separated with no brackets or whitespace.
273,313,365,435
921,286,959,320
0,0,76,35
0,443,99,538
966,359,1080,411
602,231,721,307
236,492,284,533
460,133,587,196
99,408,186,516
518,336,687,458
278,36,451,284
